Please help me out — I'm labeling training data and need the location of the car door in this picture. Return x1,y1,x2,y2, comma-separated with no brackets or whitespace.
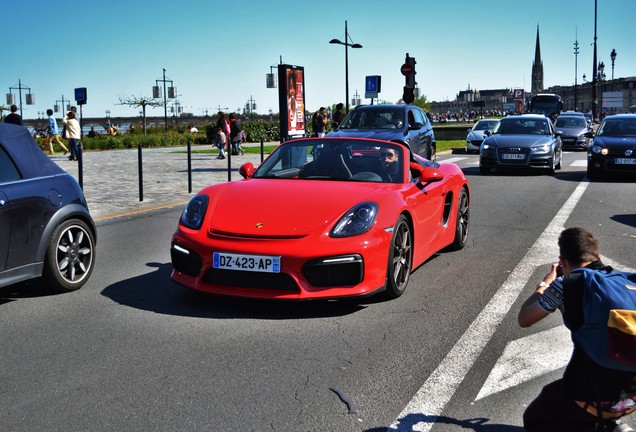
0,143,19,272
0,190,9,271
405,108,425,156
404,162,448,257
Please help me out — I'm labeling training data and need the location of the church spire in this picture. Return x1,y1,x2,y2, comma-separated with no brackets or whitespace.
532,24,544,94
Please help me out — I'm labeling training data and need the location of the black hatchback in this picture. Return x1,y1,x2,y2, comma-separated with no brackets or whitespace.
0,123,96,292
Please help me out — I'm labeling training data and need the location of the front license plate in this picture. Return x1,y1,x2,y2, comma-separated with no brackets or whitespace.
615,158,636,165
213,252,281,273
502,153,525,160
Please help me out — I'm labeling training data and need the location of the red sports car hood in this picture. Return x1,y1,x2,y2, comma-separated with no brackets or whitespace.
204,179,389,237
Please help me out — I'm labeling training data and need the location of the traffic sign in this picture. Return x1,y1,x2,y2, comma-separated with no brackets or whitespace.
400,63,413,76
365,75,381,99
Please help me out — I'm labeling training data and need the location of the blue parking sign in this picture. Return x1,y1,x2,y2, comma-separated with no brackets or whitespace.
365,75,381,98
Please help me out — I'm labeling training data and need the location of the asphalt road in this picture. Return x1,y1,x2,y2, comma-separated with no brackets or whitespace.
1,150,635,432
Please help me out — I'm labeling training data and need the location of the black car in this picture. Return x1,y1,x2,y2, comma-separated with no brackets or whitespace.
479,114,563,175
328,104,437,160
0,123,96,292
587,114,636,179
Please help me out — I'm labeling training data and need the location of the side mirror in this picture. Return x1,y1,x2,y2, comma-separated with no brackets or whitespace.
484,130,492,137
584,131,594,138
555,131,562,137
409,122,424,131
412,163,444,184
239,162,255,178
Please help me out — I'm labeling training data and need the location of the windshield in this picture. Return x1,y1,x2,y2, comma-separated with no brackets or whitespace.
253,139,405,183
555,117,586,128
597,118,636,137
494,118,551,135
474,120,499,131
339,108,404,130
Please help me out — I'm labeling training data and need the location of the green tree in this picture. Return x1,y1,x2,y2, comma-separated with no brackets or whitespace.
412,95,431,112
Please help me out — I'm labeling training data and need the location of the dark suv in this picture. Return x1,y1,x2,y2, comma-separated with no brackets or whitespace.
328,104,436,160
0,123,97,292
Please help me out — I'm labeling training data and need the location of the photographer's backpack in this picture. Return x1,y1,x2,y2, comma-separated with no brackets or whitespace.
571,267,636,372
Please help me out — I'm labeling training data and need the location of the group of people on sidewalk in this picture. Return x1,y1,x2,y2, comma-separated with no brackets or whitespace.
214,111,244,159
3,104,81,160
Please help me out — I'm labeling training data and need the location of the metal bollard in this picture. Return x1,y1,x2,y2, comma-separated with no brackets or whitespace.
137,144,143,201
187,139,192,193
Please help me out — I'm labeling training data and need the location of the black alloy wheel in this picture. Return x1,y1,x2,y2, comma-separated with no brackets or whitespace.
384,215,413,299
446,187,470,251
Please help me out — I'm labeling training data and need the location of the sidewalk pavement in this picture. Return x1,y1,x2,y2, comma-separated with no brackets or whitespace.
56,142,276,223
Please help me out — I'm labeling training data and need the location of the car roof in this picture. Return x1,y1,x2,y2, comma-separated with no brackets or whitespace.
602,114,636,120
506,114,548,120
0,123,65,179
352,104,418,111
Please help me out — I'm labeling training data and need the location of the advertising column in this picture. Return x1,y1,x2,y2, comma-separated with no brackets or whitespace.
278,64,305,141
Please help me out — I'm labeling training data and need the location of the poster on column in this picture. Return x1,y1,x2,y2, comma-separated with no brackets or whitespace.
278,64,305,139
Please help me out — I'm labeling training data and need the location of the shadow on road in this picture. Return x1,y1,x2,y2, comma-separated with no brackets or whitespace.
365,413,523,431
101,261,370,319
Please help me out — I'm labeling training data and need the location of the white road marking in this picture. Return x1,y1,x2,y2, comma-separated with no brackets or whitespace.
441,157,468,164
475,326,572,401
388,180,591,432
570,160,587,167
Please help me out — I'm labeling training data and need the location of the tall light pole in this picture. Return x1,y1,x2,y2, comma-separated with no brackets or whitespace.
330,20,362,114
573,34,579,111
610,48,617,91
153,68,176,132
591,0,598,121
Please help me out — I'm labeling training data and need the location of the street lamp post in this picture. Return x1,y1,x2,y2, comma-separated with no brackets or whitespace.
591,0,598,121
330,20,362,114
55,95,70,114
610,49,617,91
598,61,605,116
573,36,579,111
153,69,176,132
8,79,35,118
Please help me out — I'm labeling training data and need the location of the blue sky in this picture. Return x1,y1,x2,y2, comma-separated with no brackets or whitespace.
2,0,632,119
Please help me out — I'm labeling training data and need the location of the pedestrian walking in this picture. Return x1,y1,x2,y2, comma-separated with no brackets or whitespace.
63,110,81,160
45,109,69,155
214,126,226,159
229,113,244,155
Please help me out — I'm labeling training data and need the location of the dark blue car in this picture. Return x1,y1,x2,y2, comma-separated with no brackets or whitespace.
328,104,437,161
587,114,636,179
0,123,96,292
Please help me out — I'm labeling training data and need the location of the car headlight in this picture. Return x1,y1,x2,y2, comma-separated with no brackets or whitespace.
180,194,209,230
331,202,378,238
591,145,608,155
531,144,551,153
482,143,491,150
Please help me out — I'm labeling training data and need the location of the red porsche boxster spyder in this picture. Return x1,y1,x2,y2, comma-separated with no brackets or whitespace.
170,137,470,300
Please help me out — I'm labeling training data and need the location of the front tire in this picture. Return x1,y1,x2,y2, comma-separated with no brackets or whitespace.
383,215,413,299
43,219,96,292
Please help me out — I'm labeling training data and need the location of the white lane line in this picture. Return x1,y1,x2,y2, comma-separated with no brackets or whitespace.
388,180,591,432
442,157,468,164
570,160,587,167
